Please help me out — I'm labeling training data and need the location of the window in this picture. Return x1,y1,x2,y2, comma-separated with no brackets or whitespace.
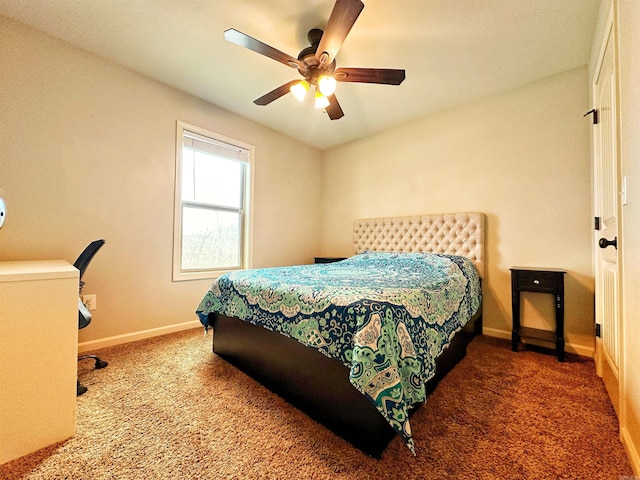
173,121,253,281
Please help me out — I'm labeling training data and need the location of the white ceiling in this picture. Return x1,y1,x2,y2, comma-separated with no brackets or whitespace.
0,0,600,150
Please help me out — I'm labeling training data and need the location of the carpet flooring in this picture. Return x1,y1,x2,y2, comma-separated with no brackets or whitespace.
0,329,633,479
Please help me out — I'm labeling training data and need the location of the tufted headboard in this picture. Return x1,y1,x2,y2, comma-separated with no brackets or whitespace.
353,212,486,277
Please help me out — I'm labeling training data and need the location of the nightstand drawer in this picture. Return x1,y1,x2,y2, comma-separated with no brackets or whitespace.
516,271,559,292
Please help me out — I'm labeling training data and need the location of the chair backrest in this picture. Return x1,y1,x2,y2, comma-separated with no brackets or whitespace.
74,239,106,281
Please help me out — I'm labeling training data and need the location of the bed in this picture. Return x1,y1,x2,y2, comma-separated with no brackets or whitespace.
196,212,485,457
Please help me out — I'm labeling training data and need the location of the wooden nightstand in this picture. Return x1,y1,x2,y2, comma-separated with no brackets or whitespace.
510,267,566,361
314,257,347,264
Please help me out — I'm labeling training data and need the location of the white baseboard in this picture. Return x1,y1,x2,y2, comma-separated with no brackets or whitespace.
482,326,511,340
79,322,595,357
568,342,595,359
481,327,595,358
78,319,202,353
622,426,640,476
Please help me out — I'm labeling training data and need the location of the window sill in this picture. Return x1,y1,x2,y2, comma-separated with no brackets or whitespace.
172,268,239,282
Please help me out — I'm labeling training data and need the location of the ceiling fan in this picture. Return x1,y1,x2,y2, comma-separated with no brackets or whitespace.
224,0,406,120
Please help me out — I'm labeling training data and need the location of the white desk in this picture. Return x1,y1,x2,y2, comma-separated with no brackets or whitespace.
0,261,78,465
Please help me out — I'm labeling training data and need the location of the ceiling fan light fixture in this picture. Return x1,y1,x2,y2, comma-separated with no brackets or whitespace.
317,75,337,96
314,91,330,109
290,80,309,102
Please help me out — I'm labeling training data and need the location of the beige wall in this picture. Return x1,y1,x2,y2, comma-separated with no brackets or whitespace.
617,0,640,473
321,67,595,355
0,16,323,344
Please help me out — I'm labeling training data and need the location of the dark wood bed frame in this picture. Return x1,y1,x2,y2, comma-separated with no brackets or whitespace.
207,212,485,457
209,308,482,458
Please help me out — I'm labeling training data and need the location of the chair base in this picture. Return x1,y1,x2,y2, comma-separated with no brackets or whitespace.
78,354,108,369
77,354,108,396
77,380,88,396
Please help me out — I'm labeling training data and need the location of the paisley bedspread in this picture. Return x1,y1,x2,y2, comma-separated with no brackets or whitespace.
196,251,481,454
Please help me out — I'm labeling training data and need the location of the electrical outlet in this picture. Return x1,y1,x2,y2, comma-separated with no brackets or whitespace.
82,294,97,311
0,193,5,229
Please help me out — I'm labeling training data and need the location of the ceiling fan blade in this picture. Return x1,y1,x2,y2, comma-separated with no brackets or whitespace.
253,80,301,106
315,0,364,66
224,29,306,70
325,94,344,120
335,68,406,85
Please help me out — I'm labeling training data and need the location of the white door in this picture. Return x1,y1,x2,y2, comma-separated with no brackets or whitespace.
593,24,621,415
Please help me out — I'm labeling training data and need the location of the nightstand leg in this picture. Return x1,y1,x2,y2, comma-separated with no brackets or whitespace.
557,339,565,362
511,291,520,352
556,293,565,362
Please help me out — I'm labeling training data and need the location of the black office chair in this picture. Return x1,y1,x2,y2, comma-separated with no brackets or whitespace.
75,239,107,396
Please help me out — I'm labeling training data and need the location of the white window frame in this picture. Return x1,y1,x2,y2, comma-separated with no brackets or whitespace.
173,121,254,281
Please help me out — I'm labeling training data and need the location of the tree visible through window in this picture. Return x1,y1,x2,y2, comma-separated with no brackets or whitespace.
173,122,252,281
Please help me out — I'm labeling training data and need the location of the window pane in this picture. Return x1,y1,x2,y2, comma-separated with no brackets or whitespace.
181,148,243,208
181,206,240,270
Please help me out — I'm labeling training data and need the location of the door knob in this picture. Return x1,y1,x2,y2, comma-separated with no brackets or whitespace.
599,236,617,249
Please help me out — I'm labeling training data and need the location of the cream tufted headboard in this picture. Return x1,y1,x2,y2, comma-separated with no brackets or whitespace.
353,212,486,277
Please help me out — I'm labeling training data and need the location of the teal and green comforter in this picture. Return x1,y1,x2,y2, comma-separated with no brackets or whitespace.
196,251,481,454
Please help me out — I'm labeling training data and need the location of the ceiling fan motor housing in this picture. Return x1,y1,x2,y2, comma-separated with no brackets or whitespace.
297,29,336,84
